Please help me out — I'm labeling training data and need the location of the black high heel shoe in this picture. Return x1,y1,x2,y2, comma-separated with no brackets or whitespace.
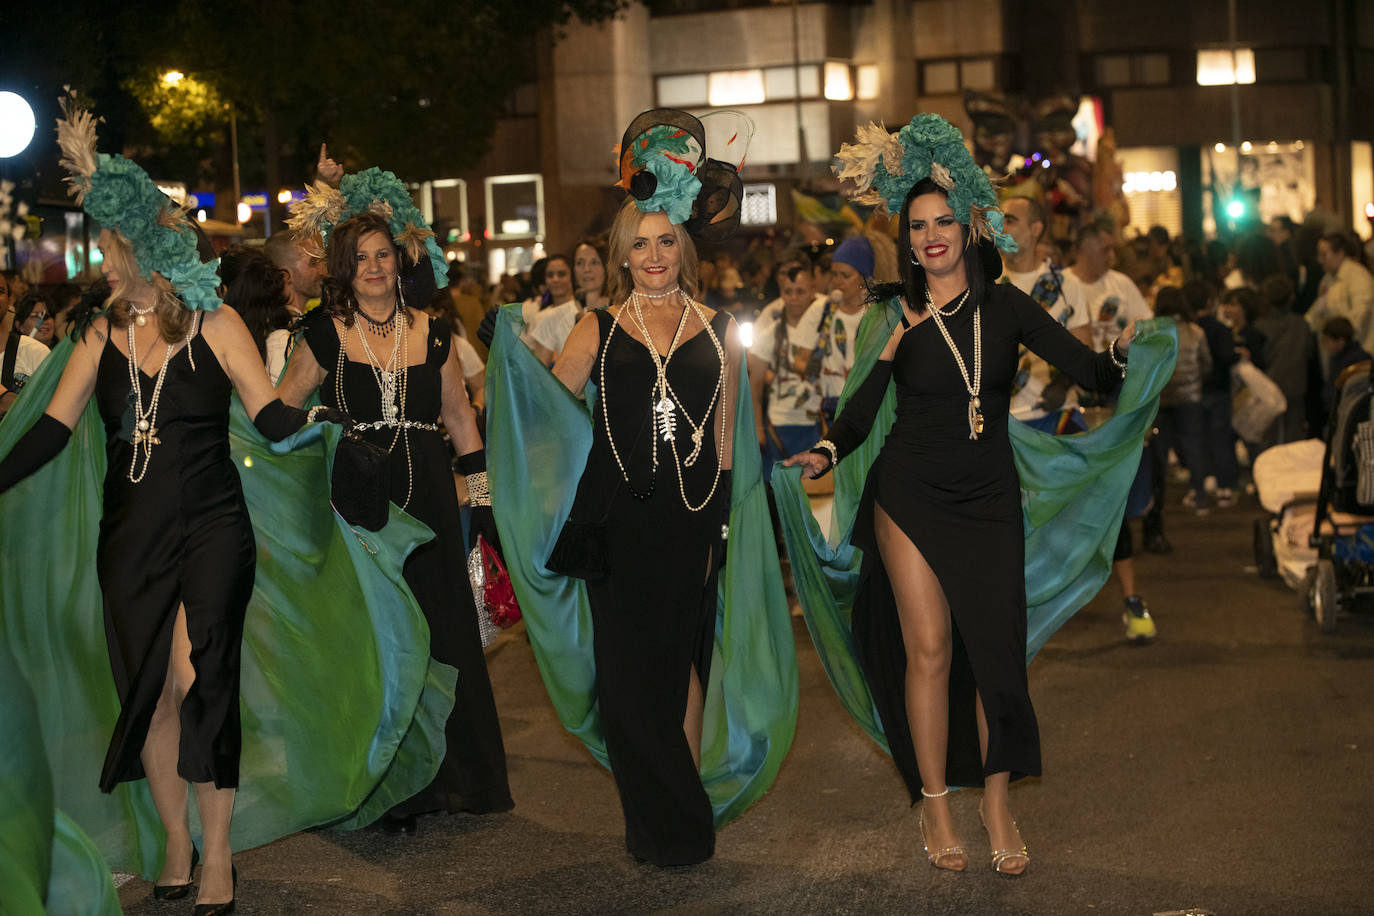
151,846,199,900
192,865,236,915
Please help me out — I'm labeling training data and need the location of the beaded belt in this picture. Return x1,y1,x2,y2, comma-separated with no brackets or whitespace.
351,419,440,432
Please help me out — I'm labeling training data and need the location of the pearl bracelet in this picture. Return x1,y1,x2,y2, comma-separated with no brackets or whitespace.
1109,336,1128,373
812,438,838,470
466,470,491,507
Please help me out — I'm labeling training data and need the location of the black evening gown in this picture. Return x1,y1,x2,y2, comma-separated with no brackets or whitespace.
303,310,512,816
95,329,255,791
562,308,732,866
840,285,1123,802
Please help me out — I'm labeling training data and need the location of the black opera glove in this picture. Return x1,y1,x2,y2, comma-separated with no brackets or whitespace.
253,399,349,442
457,449,501,556
0,413,71,495
816,360,895,471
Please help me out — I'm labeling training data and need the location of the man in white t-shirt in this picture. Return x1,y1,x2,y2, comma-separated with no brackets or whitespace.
747,264,825,480
1071,223,1154,354
817,236,875,422
999,196,1092,426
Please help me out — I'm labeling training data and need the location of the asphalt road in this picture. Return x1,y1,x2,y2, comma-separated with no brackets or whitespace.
119,490,1374,915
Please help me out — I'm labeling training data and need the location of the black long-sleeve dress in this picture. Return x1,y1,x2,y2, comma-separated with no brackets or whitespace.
303,309,512,816
825,284,1123,801
553,307,733,866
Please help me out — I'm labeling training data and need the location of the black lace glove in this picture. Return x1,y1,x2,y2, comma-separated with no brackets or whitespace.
457,449,501,556
0,413,71,495
476,307,500,349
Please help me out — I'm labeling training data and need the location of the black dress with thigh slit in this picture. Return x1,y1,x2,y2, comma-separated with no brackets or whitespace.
560,307,732,866
95,329,255,791
829,285,1122,802
303,309,512,816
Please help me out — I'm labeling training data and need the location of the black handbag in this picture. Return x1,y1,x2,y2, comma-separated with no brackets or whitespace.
331,432,391,531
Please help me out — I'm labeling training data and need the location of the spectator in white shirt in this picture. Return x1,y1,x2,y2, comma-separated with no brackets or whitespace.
1307,232,1374,353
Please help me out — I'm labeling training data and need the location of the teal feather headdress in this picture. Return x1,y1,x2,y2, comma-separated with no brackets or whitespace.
286,167,448,289
56,98,222,311
833,113,1015,253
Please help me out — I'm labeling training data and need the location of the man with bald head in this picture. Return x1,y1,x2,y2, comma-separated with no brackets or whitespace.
261,229,324,380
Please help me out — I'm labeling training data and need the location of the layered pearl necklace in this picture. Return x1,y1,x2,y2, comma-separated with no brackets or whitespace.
925,286,983,439
125,311,199,482
599,289,728,511
335,298,436,512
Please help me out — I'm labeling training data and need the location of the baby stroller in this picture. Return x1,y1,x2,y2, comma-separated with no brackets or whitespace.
1251,438,1323,590
1285,364,1374,632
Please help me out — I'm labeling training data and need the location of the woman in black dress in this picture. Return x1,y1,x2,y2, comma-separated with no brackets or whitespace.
277,211,512,832
788,174,1135,876
0,224,336,913
548,199,741,866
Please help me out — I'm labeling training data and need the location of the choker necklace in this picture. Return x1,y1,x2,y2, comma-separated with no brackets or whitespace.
357,304,397,337
926,294,983,440
633,285,680,303
129,301,156,327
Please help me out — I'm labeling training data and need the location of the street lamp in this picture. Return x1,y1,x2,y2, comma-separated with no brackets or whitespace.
0,91,36,159
162,70,185,87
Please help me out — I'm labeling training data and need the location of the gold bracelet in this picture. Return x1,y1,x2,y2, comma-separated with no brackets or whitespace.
466,470,491,507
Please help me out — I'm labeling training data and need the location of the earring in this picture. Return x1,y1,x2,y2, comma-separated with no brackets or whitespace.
622,261,629,269
396,276,407,310
910,252,920,265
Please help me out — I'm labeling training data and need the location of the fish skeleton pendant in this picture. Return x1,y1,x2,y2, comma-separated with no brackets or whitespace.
654,396,676,442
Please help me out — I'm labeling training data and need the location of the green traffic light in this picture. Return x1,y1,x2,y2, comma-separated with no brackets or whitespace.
1226,199,1245,220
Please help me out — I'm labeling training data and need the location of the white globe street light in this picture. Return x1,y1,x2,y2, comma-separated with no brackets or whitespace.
0,91,37,159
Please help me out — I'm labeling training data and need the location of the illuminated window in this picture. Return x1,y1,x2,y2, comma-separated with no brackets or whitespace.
1197,48,1255,86
961,59,996,91
763,65,820,101
484,174,544,241
708,70,766,106
824,62,853,101
923,61,958,95
658,73,709,108
856,64,880,101
741,183,777,226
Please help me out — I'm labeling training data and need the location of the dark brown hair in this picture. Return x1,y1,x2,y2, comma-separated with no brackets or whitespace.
322,211,412,327
220,244,290,359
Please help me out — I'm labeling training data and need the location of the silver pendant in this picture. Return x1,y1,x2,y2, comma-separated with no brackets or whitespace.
380,371,398,425
654,396,676,442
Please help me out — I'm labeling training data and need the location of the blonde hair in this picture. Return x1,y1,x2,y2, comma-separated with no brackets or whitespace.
605,199,700,304
102,230,193,342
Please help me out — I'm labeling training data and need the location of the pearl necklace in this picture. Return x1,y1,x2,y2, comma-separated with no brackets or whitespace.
336,301,417,510
598,292,728,511
129,302,156,327
125,312,198,482
925,290,984,440
928,285,970,318
635,284,680,304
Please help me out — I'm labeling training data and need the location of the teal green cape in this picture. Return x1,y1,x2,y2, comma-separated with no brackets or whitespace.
485,304,798,826
771,299,1178,748
0,334,457,883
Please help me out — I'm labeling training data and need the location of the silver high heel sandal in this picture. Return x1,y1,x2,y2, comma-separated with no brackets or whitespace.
919,786,967,872
978,800,1029,876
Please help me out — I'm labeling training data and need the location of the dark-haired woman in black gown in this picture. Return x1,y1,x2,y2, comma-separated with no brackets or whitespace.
277,211,512,832
788,179,1136,876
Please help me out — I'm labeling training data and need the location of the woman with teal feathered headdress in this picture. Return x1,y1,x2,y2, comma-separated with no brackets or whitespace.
775,114,1177,877
485,108,799,867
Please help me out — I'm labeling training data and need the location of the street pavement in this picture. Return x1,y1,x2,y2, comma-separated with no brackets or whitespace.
119,488,1374,915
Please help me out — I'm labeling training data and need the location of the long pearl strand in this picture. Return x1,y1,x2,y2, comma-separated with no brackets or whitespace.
599,290,728,512
925,288,983,440
336,294,417,510
125,312,198,482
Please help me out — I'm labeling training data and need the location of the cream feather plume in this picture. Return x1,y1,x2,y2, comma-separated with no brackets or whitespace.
396,222,435,265
285,180,347,241
56,97,100,204
833,121,905,197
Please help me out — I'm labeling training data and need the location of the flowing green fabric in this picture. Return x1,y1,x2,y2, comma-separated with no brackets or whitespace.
0,642,119,915
772,299,1177,747
485,304,798,826
0,334,456,882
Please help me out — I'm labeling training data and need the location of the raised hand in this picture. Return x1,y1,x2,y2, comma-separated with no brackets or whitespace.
317,143,343,187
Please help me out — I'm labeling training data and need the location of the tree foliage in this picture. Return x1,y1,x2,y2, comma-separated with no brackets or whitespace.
5,0,627,194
